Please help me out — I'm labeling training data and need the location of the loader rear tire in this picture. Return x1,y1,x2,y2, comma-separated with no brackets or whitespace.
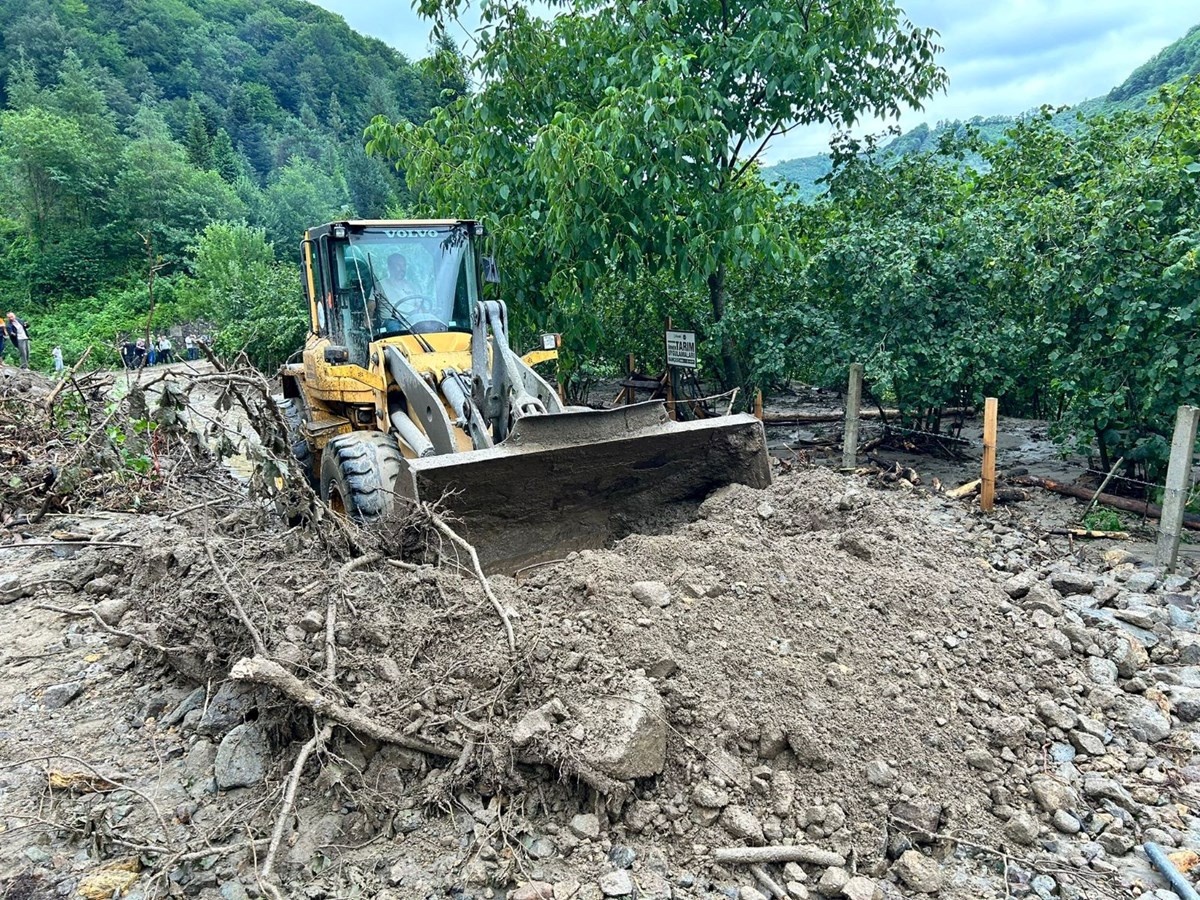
276,397,314,484
320,431,404,523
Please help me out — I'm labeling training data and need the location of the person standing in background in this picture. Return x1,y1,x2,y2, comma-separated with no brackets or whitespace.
185,334,197,361
52,345,63,375
5,312,30,369
148,335,158,366
159,334,173,365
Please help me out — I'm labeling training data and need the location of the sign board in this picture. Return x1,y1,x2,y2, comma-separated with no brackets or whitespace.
665,329,697,369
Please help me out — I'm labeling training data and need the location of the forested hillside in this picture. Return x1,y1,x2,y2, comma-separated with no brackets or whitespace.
765,20,1200,199
0,0,456,367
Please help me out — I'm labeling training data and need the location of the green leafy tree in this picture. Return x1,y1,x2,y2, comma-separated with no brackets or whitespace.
113,106,246,266
256,156,350,253
179,221,307,368
368,0,946,384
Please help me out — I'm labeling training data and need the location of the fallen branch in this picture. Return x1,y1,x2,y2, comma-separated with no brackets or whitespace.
426,508,516,652
204,543,267,656
43,346,93,409
1013,476,1200,531
33,603,171,655
995,488,1030,504
750,863,787,899
946,479,981,499
261,721,332,894
1079,455,1126,525
1047,528,1130,540
0,541,143,550
229,656,458,759
712,844,846,868
5,753,172,842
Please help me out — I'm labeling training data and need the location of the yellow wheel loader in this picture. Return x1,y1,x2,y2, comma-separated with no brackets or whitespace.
280,219,771,570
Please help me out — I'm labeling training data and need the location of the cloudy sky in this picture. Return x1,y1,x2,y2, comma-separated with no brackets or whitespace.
312,0,1198,162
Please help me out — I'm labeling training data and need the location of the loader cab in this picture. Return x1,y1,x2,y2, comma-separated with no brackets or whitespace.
302,220,484,365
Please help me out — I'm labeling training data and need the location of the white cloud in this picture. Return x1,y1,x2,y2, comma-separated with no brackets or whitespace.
308,0,1198,163
767,1,1196,162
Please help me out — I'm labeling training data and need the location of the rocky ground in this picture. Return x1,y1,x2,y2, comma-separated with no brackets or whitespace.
1,366,1200,900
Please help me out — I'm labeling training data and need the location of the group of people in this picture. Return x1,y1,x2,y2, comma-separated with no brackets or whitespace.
0,312,31,369
121,333,205,369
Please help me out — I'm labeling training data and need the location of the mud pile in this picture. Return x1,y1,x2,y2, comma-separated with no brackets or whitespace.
1,380,1200,900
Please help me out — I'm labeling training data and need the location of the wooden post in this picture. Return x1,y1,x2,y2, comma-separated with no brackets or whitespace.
980,397,998,512
626,353,635,406
664,318,676,420
754,390,763,420
842,363,863,470
1157,405,1200,572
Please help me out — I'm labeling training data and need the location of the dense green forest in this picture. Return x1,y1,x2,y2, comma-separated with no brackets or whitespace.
0,0,457,367
765,22,1200,199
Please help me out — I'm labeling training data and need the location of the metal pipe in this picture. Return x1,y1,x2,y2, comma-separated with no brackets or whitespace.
390,412,435,458
440,369,470,421
1144,842,1200,900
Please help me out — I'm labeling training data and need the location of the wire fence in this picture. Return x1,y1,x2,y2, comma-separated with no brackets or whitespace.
765,399,1200,495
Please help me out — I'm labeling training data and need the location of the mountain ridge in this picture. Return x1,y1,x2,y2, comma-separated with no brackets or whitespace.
764,20,1200,199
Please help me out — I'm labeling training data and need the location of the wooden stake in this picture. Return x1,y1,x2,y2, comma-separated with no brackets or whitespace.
842,363,863,470
1157,405,1200,572
980,397,998,512
754,389,763,420
626,353,635,406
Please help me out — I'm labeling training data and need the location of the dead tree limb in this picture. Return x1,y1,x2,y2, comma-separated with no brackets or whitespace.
1013,476,1200,531
712,845,846,867
229,656,457,759
426,508,516,652
750,864,787,899
43,346,93,409
204,542,267,656
261,721,332,893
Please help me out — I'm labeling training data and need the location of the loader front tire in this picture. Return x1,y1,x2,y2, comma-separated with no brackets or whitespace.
320,431,404,523
276,397,314,484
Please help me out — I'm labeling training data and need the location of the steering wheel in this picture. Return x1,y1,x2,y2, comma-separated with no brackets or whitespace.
392,295,445,329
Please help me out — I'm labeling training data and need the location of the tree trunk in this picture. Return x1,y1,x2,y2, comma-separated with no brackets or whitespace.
707,264,743,389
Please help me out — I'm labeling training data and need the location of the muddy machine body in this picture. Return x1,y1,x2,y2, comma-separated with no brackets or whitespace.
281,219,770,568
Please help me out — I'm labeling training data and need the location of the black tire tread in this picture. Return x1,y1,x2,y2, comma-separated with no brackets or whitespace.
320,431,404,523
275,396,314,483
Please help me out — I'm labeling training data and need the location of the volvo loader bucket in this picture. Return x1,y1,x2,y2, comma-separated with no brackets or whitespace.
395,401,772,572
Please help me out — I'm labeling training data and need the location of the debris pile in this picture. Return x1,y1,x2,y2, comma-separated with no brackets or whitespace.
1,365,1199,900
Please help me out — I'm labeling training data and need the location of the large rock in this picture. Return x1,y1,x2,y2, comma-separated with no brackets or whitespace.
41,682,84,710
0,573,30,605
1119,695,1171,743
893,850,942,894
720,805,765,844
1003,571,1038,599
94,597,131,626
1030,775,1079,814
579,675,666,779
1050,572,1095,596
630,581,671,608
1110,634,1149,679
198,682,264,737
215,724,269,789
599,870,634,897
787,721,833,771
